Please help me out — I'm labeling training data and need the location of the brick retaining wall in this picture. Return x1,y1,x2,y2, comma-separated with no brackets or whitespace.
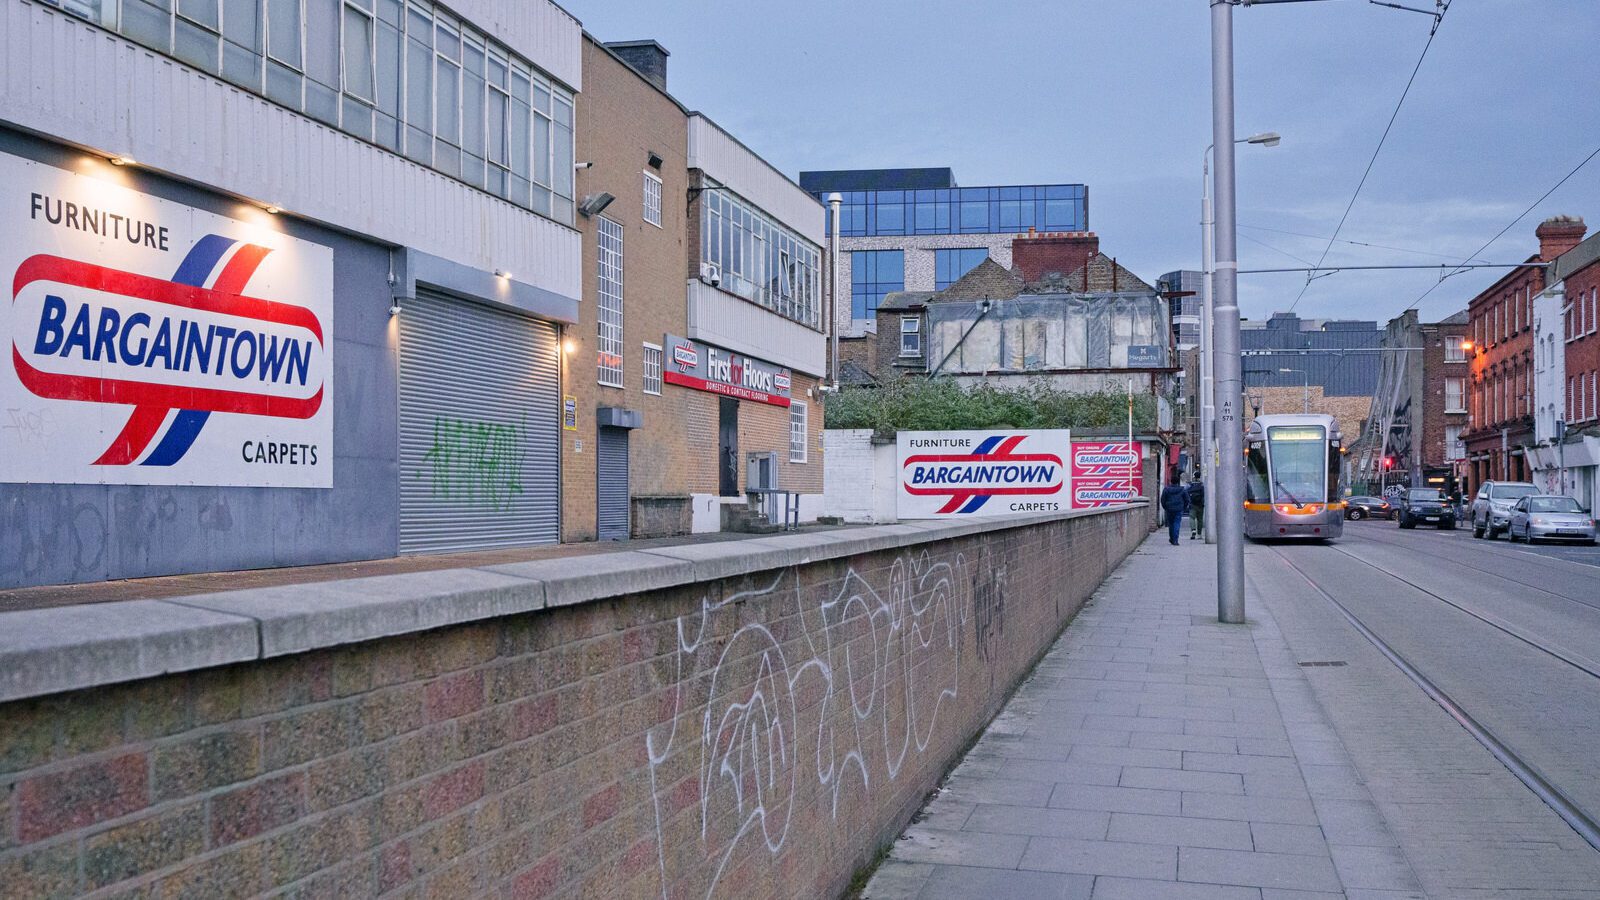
0,506,1146,899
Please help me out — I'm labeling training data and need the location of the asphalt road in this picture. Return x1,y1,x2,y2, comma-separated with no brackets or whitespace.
1275,519,1600,835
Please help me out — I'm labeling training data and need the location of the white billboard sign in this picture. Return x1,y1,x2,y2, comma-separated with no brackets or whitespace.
897,429,1072,518
1,153,334,487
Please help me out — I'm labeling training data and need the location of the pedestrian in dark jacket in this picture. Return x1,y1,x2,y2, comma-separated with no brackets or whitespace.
1187,478,1206,539
1160,474,1190,546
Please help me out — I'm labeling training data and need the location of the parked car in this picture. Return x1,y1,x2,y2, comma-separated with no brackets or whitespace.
1472,481,1539,539
1396,487,1456,530
1344,496,1393,520
1507,495,1598,544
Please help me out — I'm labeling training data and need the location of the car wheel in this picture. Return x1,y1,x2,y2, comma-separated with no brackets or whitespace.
1349,508,1366,521
1487,523,1500,540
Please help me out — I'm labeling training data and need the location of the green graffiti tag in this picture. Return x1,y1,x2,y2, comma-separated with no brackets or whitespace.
419,414,529,511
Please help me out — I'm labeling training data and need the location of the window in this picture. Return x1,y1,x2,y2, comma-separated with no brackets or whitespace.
789,400,808,463
597,217,623,388
699,190,822,329
642,342,662,395
934,248,989,290
1568,376,1576,424
1590,287,1598,334
1444,377,1465,413
900,315,921,357
1444,335,1465,362
850,250,905,319
642,171,662,228
823,184,1086,238
96,0,576,224
1445,425,1464,461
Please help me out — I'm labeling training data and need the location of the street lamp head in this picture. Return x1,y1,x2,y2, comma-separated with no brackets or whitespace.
1244,132,1281,147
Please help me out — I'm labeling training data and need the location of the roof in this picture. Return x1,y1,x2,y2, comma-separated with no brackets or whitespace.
838,360,879,386
798,168,957,193
936,258,1024,301
1553,229,1600,282
879,291,935,311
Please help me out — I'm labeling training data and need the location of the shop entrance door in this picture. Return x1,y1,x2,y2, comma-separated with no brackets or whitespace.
718,398,739,496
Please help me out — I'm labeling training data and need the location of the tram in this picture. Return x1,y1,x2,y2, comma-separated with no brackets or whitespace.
1242,413,1344,540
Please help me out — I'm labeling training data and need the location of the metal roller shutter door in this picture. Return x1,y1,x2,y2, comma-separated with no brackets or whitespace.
399,289,560,553
596,426,630,540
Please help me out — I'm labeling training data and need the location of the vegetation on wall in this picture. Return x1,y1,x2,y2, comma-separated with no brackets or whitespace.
823,379,1159,439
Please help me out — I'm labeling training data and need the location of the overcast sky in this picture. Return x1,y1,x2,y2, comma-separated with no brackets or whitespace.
562,0,1600,325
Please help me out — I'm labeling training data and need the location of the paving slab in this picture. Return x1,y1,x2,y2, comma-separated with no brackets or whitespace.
863,535,1394,898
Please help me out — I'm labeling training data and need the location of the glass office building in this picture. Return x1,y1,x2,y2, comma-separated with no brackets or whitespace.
825,186,1087,237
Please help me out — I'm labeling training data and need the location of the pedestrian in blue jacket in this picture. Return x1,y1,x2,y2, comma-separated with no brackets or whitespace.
1160,474,1190,546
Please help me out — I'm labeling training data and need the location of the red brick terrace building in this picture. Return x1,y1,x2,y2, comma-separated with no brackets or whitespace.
1463,216,1585,487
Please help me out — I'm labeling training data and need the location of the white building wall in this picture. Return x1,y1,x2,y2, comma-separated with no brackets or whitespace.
687,281,826,376
1533,284,1567,443
2,0,581,302
446,0,581,89
822,430,897,523
688,115,824,245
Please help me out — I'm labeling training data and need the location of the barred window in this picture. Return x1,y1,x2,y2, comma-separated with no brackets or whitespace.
789,400,808,463
642,342,662,395
642,171,662,228
597,217,623,388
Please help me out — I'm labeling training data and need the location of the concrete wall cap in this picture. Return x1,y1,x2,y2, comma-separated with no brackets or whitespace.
0,600,259,704
0,505,1146,702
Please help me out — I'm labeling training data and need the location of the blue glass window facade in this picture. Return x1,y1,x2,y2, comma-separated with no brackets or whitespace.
851,250,904,319
823,185,1086,237
935,248,989,290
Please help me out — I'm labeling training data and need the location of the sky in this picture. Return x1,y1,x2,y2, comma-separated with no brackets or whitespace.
559,0,1600,326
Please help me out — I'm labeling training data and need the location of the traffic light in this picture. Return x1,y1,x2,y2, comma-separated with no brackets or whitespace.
1383,456,1395,471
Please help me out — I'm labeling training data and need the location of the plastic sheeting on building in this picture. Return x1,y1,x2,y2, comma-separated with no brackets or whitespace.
926,292,1169,375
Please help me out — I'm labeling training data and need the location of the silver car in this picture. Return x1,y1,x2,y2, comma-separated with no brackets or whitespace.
1507,495,1598,544
1472,481,1539,539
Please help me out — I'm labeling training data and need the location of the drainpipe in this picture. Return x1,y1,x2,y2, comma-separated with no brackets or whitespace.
828,193,842,390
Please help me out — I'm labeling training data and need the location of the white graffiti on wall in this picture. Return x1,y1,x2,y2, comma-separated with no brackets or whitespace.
643,550,993,899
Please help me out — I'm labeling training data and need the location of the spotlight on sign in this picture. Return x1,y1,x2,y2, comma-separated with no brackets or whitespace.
109,155,136,167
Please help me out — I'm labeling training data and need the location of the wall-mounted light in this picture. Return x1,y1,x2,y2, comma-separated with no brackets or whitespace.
578,192,615,218
562,338,577,355
109,155,136,167
264,205,282,215
495,268,512,279
388,304,402,317
647,151,663,170
575,162,594,171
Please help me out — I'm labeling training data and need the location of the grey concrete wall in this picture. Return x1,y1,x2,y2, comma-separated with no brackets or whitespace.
0,127,399,588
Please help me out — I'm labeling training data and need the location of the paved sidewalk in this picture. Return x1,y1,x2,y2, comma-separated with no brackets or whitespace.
862,533,1420,900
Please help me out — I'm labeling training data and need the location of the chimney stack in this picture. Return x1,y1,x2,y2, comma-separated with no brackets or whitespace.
1536,215,1586,261
604,40,669,92
1011,231,1099,282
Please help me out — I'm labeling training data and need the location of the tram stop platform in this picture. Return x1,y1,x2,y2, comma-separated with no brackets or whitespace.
861,532,1600,900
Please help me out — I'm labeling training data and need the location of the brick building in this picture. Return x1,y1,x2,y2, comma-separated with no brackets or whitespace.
567,41,828,540
1463,216,1583,487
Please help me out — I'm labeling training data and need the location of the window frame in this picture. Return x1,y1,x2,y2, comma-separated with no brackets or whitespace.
789,399,808,463
642,170,663,228
642,341,662,396
1444,335,1465,363
596,216,624,389
899,314,921,357
1444,376,1465,414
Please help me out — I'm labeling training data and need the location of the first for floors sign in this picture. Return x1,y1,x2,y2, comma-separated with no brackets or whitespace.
661,333,791,407
2,152,334,487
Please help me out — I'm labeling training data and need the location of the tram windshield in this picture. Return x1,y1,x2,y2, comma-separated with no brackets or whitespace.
1265,426,1325,505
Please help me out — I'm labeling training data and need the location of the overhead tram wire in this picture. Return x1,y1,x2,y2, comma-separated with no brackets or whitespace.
1239,223,1484,262
1286,0,1452,313
1405,141,1600,312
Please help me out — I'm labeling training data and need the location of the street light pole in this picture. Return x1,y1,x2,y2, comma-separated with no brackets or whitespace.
1211,0,1245,624
1201,133,1277,546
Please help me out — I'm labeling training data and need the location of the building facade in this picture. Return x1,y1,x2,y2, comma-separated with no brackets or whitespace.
0,2,826,589
797,168,1089,337
1462,216,1583,488
1,0,585,588
1353,310,1469,494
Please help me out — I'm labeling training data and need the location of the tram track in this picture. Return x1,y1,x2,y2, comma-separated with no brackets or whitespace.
1321,540,1600,680
1340,525,1600,613
1268,545,1600,854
